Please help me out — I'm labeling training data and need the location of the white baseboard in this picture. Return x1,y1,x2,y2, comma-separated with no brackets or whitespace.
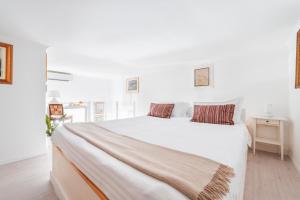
0,151,47,166
50,172,67,200
290,155,300,174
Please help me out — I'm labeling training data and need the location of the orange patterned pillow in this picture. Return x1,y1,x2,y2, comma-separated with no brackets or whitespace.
148,103,175,118
191,104,235,125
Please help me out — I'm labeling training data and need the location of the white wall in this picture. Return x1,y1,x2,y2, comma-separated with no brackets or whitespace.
47,75,112,102
288,24,300,172
0,35,47,165
47,75,114,120
121,38,290,120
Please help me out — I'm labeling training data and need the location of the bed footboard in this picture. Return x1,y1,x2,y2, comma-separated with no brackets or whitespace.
50,145,108,200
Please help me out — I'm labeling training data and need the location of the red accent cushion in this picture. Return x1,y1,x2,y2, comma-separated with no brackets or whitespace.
148,103,175,118
191,104,235,125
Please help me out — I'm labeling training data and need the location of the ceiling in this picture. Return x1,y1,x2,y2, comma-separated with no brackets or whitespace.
0,0,300,75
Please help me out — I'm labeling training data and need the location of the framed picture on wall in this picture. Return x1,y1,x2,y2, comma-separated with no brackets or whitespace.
126,77,139,93
0,42,13,84
194,67,210,86
296,29,300,89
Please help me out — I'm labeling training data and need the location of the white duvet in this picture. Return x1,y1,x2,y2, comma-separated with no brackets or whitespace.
52,116,251,200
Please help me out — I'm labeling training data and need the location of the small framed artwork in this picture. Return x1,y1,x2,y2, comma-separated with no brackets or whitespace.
0,42,13,84
296,29,300,89
194,67,209,86
126,77,139,93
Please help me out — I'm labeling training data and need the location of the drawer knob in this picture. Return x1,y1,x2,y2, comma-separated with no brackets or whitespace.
266,120,269,123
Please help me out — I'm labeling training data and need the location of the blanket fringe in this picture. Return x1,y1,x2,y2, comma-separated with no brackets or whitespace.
197,164,234,200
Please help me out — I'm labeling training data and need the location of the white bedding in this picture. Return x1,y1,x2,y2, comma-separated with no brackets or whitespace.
52,116,251,200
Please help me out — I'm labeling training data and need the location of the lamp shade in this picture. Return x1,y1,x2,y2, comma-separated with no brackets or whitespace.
47,90,61,98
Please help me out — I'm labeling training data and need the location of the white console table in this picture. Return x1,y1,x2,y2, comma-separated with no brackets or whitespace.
64,103,89,122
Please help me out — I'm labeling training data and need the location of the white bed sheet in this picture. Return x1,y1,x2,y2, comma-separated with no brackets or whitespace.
52,116,251,200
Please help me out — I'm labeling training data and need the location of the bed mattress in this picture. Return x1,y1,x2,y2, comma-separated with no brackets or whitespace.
52,116,251,200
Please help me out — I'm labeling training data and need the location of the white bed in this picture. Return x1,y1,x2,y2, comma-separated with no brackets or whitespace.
52,116,251,200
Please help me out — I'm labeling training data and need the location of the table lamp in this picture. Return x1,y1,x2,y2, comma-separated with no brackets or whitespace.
48,90,61,103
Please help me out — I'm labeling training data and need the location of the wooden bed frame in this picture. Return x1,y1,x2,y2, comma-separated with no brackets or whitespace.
50,145,247,200
50,146,108,200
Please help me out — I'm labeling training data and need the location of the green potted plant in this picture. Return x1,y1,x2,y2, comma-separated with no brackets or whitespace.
45,114,66,137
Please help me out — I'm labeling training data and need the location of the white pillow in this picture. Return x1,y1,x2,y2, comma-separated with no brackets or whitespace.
193,98,243,124
171,102,190,117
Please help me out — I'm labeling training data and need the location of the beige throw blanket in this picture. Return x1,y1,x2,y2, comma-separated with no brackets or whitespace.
64,123,234,200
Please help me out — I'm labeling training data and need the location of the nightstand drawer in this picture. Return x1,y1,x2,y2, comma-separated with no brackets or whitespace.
257,119,280,126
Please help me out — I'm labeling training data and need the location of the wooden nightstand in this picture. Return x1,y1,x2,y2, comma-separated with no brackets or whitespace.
252,116,287,160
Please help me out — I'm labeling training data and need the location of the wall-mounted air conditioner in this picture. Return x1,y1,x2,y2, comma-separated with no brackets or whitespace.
47,70,73,82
